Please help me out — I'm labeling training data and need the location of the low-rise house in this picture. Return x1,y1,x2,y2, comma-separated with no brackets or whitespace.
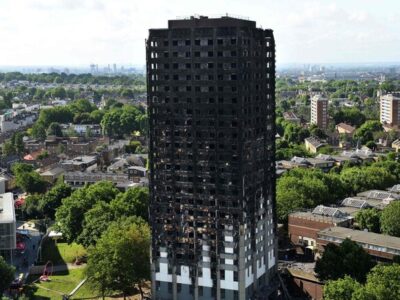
61,155,98,172
388,184,400,194
40,167,65,184
317,227,400,261
0,193,16,251
128,166,147,181
61,123,102,137
285,267,323,300
392,139,400,152
357,190,400,205
64,171,146,191
283,112,301,124
0,110,37,133
288,205,352,252
336,123,356,136
304,137,326,154
0,174,15,191
341,148,377,163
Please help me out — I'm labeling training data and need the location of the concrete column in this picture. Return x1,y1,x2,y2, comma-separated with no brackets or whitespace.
151,261,156,298
172,265,177,300
238,225,246,300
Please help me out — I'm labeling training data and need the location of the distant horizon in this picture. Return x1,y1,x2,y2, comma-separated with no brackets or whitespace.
1,61,400,73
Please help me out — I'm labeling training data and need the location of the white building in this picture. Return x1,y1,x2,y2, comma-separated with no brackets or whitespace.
0,193,16,250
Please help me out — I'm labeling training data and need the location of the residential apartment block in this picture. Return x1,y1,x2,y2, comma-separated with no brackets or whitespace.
310,95,328,129
380,93,400,128
147,16,277,300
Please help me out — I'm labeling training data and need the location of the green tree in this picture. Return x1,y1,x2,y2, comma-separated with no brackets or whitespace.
333,108,366,127
315,239,375,283
361,264,400,300
37,106,74,127
46,122,63,137
354,121,383,145
340,166,396,195
12,163,47,194
86,218,150,299
39,183,72,219
55,181,120,243
277,168,345,222
283,123,310,144
2,141,15,157
51,87,67,99
125,141,142,154
31,123,47,140
355,208,381,233
69,99,96,115
77,201,115,248
309,124,327,139
0,256,15,296
110,187,149,221
89,109,105,124
323,276,362,300
11,132,25,154
22,194,44,219
381,201,400,237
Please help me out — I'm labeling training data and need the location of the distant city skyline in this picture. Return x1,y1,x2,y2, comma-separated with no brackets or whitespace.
1,0,400,67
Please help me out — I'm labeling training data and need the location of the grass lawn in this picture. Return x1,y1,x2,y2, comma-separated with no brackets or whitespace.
27,268,96,299
26,268,151,299
40,239,86,265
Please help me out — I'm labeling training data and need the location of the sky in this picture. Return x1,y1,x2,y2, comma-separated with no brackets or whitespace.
0,0,399,67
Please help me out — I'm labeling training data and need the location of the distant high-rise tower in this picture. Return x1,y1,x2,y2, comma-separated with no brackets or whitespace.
147,16,277,300
311,95,328,129
380,93,400,127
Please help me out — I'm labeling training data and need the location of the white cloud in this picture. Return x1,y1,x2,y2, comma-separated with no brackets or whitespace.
0,0,399,66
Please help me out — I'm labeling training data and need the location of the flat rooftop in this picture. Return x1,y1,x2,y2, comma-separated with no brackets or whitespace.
168,15,256,29
318,227,400,251
0,193,15,223
61,155,97,166
289,211,350,224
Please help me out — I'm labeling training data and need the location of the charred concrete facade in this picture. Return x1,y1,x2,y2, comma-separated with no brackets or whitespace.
147,16,277,300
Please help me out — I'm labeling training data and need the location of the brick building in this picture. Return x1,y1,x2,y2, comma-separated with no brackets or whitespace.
317,227,400,261
288,206,352,250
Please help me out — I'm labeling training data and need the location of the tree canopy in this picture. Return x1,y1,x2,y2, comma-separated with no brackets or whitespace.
324,264,400,300
333,108,366,127
55,183,149,246
55,181,119,243
324,276,362,300
355,208,381,233
381,201,400,237
315,238,375,283
12,163,47,194
0,256,15,296
86,217,150,299
277,168,345,222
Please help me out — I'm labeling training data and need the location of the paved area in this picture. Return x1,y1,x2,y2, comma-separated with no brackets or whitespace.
6,221,42,281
